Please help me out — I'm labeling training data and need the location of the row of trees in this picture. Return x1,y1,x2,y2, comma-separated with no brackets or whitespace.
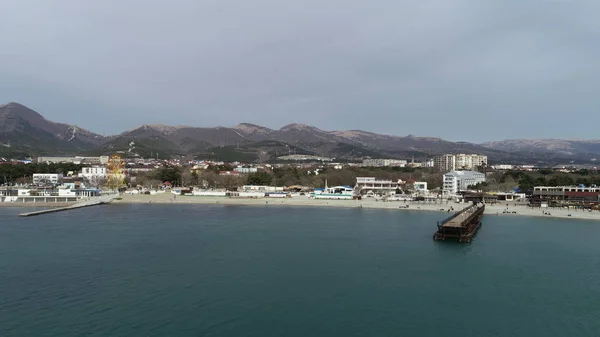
471,170,600,193
0,163,83,184
130,166,441,190
139,166,600,194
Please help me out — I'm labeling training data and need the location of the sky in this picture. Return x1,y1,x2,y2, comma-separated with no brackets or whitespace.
1,0,599,142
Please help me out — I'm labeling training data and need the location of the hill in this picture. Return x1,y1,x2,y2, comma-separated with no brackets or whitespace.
0,102,584,163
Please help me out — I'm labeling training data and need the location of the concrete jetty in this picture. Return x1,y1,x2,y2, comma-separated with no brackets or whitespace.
19,194,116,217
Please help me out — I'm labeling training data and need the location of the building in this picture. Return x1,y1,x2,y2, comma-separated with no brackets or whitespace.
32,173,64,185
442,171,486,195
433,154,456,172
37,156,110,165
355,177,403,196
81,167,107,180
492,164,514,170
233,166,258,174
413,182,428,194
531,185,600,206
362,159,408,167
433,154,488,172
219,171,241,176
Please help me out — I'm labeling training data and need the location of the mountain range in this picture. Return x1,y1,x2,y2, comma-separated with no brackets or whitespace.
1,102,598,164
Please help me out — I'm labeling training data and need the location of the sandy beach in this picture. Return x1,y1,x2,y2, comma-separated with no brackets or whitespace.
113,193,600,221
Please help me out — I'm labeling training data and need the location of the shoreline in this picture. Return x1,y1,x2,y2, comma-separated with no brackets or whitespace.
112,194,600,222
0,202,75,208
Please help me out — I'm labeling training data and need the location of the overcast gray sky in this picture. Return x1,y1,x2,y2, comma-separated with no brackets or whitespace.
1,0,599,142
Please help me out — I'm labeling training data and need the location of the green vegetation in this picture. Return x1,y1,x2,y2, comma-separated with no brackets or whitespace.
205,146,257,162
0,163,83,184
247,172,272,185
154,166,183,185
126,166,600,193
470,170,600,193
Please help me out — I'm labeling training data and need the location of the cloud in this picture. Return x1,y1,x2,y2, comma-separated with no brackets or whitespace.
1,0,599,141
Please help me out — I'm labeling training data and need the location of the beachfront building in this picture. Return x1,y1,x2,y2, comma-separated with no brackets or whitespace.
355,177,403,196
312,186,354,199
531,185,600,206
413,182,428,194
442,171,486,195
242,185,284,192
32,173,64,185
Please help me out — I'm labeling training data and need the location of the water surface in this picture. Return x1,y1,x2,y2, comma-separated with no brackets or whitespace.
1,204,599,336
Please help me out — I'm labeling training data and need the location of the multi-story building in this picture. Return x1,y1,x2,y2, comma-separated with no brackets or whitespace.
433,154,488,172
362,159,408,167
531,186,600,206
433,154,456,172
355,177,403,195
442,171,486,195
81,167,107,180
32,173,64,185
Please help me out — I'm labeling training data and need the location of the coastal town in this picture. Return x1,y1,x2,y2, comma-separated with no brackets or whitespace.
1,152,599,220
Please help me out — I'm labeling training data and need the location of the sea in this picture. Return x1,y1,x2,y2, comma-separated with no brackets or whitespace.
1,204,599,337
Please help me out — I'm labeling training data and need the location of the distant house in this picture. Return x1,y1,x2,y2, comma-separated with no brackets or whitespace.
233,167,258,174
219,171,241,176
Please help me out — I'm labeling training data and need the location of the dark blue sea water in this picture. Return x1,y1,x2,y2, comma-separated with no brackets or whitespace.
1,204,599,336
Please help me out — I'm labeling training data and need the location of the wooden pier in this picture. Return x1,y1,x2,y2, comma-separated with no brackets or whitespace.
19,195,116,217
433,203,485,243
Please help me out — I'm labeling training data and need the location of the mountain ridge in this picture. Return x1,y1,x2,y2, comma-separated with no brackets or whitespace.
1,102,598,163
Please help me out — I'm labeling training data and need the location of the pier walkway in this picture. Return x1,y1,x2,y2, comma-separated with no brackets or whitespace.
19,194,117,217
433,203,485,243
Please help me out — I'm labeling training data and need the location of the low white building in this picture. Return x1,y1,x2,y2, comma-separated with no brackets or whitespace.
413,182,428,194
81,166,107,180
362,158,407,167
32,173,64,185
442,171,486,195
233,166,258,174
492,164,514,170
242,185,284,192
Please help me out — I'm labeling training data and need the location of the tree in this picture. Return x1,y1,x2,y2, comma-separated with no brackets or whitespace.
548,174,574,187
220,175,243,191
181,169,193,187
154,167,182,185
247,172,272,185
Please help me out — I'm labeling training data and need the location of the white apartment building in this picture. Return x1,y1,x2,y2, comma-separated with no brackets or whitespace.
32,173,64,185
434,154,488,172
442,171,486,195
81,166,107,180
362,159,408,167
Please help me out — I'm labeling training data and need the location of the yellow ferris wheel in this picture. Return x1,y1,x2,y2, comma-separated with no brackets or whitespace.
106,154,125,190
